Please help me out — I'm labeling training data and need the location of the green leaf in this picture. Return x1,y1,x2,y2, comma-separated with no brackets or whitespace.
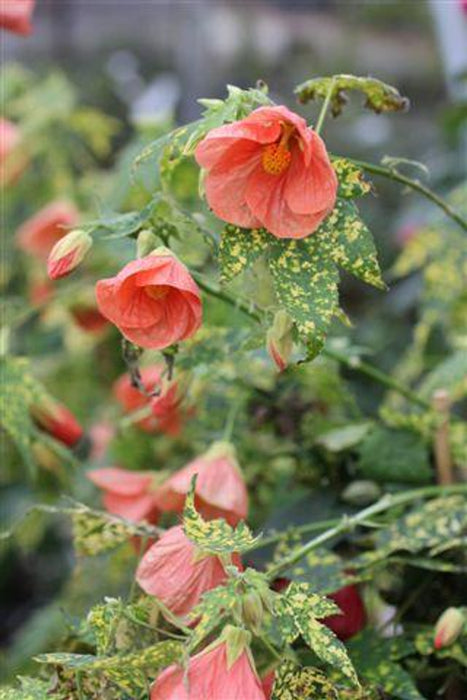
0,677,52,700
331,157,371,199
271,659,338,699
356,426,431,484
414,628,467,668
418,350,467,401
182,477,259,554
295,74,409,116
268,233,339,358
274,582,359,687
315,422,373,452
218,224,270,283
35,641,183,695
346,631,426,699
278,546,366,594
326,200,386,289
188,582,238,650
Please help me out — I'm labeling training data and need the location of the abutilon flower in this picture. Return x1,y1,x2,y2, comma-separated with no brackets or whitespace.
266,309,294,372
323,584,366,641
0,118,27,186
95,248,202,350
0,0,35,36
69,304,109,334
136,525,242,618
158,441,248,526
88,421,115,461
195,105,337,239
150,626,266,699
434,607,465,650
113,365,183,436
16,201,80,259
30,396,83,447
87,467,163,523
47,229,92,280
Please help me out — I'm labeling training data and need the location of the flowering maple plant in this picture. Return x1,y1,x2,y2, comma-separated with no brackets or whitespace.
2,66,467,700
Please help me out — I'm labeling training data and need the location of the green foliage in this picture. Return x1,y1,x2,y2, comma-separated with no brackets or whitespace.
357,426,431,484
295,74,409,116
0,677,53,700
218,224,271,283
315,421,373,452
183,477,259,554
346,631,425,699
274,582,359,687
271,659,339,699
414,628,467,668
332,158,371,199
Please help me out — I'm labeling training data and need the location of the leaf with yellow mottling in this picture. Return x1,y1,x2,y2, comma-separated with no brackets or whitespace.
219,224,270,283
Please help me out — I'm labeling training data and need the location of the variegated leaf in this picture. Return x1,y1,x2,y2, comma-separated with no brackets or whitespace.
218,224,270,283
332,157,371,199
271,659,338,699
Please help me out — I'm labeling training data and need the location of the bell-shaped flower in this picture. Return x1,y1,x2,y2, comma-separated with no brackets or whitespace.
16,201,80,259
87,467,163,524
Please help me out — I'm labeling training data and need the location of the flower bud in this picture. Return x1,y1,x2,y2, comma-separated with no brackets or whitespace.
47,229,92,280
30,396,83,447
136,229,158,258
266,310,293,372
341,480,381,506
240,591,264,635
434,607,465,649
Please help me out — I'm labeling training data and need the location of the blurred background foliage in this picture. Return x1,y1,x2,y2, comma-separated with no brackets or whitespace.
1,1,466,696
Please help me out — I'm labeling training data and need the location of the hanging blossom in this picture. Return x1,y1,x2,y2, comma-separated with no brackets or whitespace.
87,467,165,524
136,525,243,618
16,201,80,259
150,626,266,699
113,365,184,436
158,441,248,526
95,248,202,350
195,105,337,239
0,0,35,36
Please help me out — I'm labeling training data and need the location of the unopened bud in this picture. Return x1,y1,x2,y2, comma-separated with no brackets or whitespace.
47,229,92,280
31,441,62,472
136,229,158,258
342,480,381,506
434,607,464,649
266,310,293,372
30,396,83,447
240,591,264,635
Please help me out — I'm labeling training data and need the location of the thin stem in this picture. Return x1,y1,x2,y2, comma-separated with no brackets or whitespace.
315,76,336,135
350,158,467,233
248,517,340,551
266,483,467,579
223,397,243,442
194,274,429,410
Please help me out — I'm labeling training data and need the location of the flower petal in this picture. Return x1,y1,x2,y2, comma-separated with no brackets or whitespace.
285,134,337,215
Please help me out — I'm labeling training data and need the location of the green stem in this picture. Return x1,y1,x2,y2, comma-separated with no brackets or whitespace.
350,158,467,233
223,397,243,442
266,483,467,579
194,274,429,410
315,77,336,135
248,518,340,551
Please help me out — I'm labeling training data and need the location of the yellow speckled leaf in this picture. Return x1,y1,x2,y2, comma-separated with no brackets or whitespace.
219,224,270,283
271,659,338,699
332,157,371,199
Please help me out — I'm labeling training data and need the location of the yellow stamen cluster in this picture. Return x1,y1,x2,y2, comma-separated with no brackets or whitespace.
261,143,292,175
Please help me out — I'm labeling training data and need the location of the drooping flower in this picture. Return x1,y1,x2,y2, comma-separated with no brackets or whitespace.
69,304,109,334
87,467,163,523
95,248,202,350
434,607,465,650
195,105,337,239
0,0,35,36
0,118,27,186
150,626,265,699
266,309,294,372
323,584,366,641
47,229,92,280
30,396,83,447
113,365,183,436
136,525,242,618
16,201,80,259
158,441,248,526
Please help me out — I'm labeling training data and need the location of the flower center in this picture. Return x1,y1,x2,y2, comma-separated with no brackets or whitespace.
145,285,170,301
261,123,294,176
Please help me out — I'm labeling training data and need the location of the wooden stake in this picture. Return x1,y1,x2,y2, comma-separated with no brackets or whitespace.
432,389,453,485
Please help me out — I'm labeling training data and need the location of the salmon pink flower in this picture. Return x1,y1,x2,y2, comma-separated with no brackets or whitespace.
195,105,337,239
87,467,163,523
89,421,115,461
47,228,92,280
323,584,366,641
0,0,35,35
136,525,242,618
0,118,27,186
159,441,248,526
150,626,265,699
261,670,275,698
16,201,80,259
70,304,109,334
30,396,83,447
113,365,183,436
95,248,202,350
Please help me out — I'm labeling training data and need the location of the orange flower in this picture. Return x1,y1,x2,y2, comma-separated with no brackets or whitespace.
150,626,265,699
158,441,248,526
137,525,242,618
0,0,35,36
87,467,163,523
195,105,337,239
30,396,83,447
0,118,27,186
95,249,202,350
113,365,183,436
16,201,80,259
